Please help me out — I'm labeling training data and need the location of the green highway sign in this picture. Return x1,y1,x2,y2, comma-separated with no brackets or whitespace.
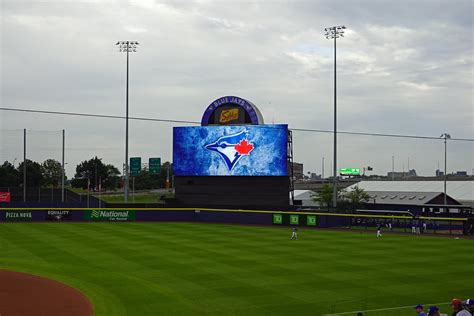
340,168,360,175
149,158,161,175
130,157,141,177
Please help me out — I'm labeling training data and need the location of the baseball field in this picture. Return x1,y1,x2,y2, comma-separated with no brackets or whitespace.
0,222,472,315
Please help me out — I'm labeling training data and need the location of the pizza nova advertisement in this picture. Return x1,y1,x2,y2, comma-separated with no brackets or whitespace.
84,210,135,221
4,211,33,221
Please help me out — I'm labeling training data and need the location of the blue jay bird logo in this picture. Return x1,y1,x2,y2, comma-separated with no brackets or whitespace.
205,129,255,171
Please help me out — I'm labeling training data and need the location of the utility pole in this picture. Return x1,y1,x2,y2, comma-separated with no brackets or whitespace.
61,129,65,202
440,133,451,207
392,155,395,180
23,128,26,202
324,25,346,208
116,40,139,203
322,156,325,179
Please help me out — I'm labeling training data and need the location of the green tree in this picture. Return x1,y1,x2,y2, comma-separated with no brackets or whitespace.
311,184,335,211
0,161,20,187
71,157,121,190
41,159,63,187
342,185,370,212
132,161,173,190
18,159,44,187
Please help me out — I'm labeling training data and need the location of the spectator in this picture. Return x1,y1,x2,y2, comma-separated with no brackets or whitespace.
428,306,440,316
415,304,427,316
465,299,474,314
451,298,471,316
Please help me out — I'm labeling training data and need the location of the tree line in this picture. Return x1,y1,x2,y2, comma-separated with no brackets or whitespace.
0,157,173,190
312,184,371,211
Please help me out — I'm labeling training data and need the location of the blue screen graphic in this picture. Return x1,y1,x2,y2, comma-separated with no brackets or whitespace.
173,125,288,176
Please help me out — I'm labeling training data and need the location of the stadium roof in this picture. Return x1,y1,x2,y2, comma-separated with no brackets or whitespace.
347,181,474,202
364,191,460,206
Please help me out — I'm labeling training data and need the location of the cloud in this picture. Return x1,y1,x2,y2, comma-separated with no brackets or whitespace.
1,0,472,177
398,81,439,91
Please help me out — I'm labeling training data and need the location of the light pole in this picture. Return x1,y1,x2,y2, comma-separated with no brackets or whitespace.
392,155,395,180
440,133,451,207
322,156,325,179
116,41,139,203
325,25,346,208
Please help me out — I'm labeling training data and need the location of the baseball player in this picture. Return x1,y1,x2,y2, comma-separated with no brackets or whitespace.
290,227,298,240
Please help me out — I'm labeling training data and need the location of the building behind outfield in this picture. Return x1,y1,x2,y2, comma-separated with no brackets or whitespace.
294,181,473,213
347,181,474,209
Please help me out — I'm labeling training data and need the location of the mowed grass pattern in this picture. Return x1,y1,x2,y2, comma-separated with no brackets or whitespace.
0,222,472,315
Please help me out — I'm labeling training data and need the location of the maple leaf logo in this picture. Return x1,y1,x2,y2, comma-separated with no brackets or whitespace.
205,129,254,171
234,139,254,155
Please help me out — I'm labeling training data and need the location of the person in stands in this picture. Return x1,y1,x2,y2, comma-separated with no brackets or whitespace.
428,306,440,316
450,298,471,316
465,299,474,314
415,304,427,316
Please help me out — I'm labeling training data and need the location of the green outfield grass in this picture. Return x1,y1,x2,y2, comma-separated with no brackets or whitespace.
0,223,472,315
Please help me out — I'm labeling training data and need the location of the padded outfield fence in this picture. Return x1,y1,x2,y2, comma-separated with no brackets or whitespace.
0,208,471,235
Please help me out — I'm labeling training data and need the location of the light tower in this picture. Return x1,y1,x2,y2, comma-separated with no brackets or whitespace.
324,25,346,208
116,41,139,203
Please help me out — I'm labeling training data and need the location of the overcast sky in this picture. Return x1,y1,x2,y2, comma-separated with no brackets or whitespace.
1,0,473,178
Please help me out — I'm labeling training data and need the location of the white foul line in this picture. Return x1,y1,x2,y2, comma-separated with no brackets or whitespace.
323,302,450,315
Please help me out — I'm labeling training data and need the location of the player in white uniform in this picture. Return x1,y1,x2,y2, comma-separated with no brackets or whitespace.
376,223,382,237
290,227,298,240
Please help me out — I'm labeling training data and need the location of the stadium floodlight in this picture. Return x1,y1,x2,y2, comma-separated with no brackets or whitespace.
324,25,346,208
440,133,451,207
116,41,139,203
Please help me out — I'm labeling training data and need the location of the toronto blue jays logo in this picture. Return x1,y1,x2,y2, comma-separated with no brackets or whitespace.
205,129,255,171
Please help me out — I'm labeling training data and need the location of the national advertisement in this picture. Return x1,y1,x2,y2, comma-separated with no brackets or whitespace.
84,210,136,221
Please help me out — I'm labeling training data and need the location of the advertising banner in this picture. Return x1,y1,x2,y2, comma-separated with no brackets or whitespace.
0,192,11,202
84,210,135,221
5,211,33,221
173,124,288,176
45,210,72,221
307,215,317,226
273,214,283,224
290,215,299,225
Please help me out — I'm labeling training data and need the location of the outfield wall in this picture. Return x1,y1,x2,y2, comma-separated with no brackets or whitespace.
0,208,470,235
